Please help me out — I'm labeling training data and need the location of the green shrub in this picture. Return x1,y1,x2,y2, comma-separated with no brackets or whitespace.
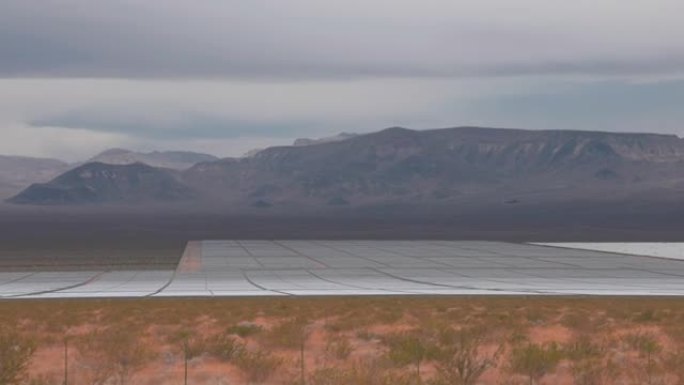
234,349,282,384
509,342,563,385
622,332,663,385
77,327,152,385
208,333,245,361
309,362,413,385
264,317,308,349
326,336,353,360
0,330,35,385
432,326,501,385
385,331,434,380
565,336,609,385
228,322,263,338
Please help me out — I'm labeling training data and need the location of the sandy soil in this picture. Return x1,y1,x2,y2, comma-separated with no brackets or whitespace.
0,296,681,385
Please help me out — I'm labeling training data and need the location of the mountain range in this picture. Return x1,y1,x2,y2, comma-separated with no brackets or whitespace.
8,162,194,205
0,155,70,199
7,126,684,207
0,149,216,200
87,148,218,169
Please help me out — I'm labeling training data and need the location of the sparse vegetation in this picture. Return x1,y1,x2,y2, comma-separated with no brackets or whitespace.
228,322,263,338
326,335,353,360
265,317,309,349
623,331,663,385
3,297,684,384
509,342,563,385
0,330,35,385
77,326,151,385
432,326,502,385
209,332,245,362
565,336,611,385
308,361,414,385
234,348,282,384
385,331,434,381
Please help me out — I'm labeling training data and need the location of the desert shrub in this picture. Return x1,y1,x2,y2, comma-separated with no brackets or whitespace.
309,361,413,385
666,349,684,385
665,325,684,344
508,328,529,346
228,322,263,338
524,307,550,325
0,330,35,385
326,335,353,360
234,349,282,384
560,310,595,333
623,332,661,354
565,336,610,385
565,336,605,361
622,332,663,385
308,367,349,385
208,333,245,362
323,320,344,334
265,317,308,349
375,307,404,324
77,326,152,385
327,310,374,332
509,342,563,385
356,330,379,341
168,329,210,360
632,309,660,323
385,331,435,380
25,375,61,385
432,326,502,385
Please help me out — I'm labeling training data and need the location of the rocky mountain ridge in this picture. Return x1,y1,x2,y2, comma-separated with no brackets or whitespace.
9,126,684,206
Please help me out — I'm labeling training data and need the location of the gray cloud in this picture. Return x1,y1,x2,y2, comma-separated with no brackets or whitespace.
1,0,683,79
462,80,684,133
29,110,314,140
1,1,684,161
2,77,684,161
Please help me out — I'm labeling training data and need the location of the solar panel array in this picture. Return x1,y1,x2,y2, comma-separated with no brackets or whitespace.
2,241,684,298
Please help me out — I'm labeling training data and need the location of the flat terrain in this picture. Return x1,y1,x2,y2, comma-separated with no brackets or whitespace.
4,200,684,272
2,206,684,383
4,296,684,385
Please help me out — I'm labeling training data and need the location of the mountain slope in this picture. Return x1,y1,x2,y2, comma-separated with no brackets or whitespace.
88,149,218,170
8,162,195,204
292,132,358,146
0,155,70,199
11,126,684,206
183,126,684,205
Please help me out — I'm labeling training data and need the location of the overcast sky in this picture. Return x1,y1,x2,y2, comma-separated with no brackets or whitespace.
1,0,683,161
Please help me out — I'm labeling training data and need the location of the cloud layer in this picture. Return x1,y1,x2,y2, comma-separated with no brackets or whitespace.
0,1,683,160
2,0,683,79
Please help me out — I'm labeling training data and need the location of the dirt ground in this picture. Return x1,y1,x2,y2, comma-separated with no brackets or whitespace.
3,296,684,385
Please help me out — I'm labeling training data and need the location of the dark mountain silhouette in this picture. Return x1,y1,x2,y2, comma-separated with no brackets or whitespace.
183,126,684,206
0,155,69,199
8,162,194,204
9,126,684,206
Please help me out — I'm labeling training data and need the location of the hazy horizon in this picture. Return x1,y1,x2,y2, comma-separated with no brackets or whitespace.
3,124,684,163
1,0,683,161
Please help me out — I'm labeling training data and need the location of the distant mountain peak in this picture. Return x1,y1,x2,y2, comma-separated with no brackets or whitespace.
0,155,70,200
8,162,194,205
183,125,684,206
292,132,358,147
88,149,218,170
95,148,131,157
381,126,412,133
10,125,684,207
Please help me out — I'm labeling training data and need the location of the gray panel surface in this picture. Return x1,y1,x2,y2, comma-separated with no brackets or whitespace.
4,241,684,298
